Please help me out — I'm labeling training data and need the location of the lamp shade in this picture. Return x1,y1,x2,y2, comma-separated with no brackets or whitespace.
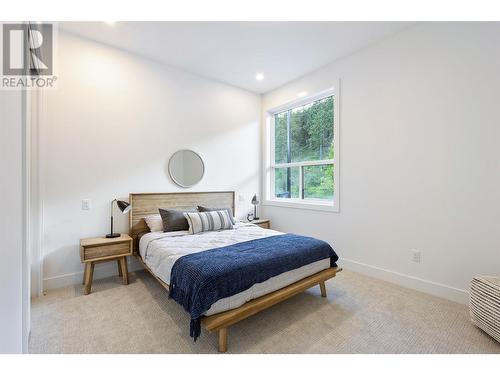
116,200,131,214
251,194,259,205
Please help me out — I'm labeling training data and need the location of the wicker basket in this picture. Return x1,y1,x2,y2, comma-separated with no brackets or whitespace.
469,276,500,343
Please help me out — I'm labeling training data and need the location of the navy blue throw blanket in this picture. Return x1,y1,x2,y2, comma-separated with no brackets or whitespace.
168,233,338,341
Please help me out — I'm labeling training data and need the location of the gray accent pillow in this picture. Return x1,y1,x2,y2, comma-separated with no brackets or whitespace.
197,206,236,225
158,208,197,232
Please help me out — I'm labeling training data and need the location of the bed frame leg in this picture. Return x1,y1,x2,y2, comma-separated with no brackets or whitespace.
319,281,327,298
218,328,228,353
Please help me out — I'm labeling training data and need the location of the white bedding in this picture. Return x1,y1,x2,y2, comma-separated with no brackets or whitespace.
139,222,330,316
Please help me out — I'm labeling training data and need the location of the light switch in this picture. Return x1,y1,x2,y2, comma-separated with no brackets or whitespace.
238,194,245,202
82,199,92,210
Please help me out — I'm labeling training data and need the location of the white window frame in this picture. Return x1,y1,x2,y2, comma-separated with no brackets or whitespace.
263,84,340,212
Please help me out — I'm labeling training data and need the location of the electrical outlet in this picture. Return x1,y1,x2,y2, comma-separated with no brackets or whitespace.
82,199,92,211
411,250,422,263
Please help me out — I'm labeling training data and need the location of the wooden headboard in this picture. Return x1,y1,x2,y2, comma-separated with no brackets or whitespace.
129,191,235,253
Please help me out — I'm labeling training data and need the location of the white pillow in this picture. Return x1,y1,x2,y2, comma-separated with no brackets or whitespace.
144,214,163,232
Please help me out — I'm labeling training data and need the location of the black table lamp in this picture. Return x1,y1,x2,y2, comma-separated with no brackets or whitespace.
106,199,132,238
251,194,260,220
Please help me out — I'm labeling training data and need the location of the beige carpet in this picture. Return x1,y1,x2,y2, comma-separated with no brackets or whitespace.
29,269,500,354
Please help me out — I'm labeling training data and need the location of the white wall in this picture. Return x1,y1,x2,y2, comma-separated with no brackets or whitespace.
0,89,25,353
41,31,261,289
262,22,500,303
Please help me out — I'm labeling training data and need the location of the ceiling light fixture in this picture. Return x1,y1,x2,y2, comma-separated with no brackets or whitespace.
104,21,116,26
255,73,264,81
297,91,308,98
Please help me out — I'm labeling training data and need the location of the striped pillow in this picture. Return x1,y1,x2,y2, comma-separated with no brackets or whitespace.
183,210,234,234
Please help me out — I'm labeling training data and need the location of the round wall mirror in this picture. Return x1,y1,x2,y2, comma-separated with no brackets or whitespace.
168,150,205,188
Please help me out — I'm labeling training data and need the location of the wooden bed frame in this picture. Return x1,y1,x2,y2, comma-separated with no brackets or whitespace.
129,191,341,353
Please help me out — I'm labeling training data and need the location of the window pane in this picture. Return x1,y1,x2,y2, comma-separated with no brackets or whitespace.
274,111,288,164
274,167,300,199
290,96,334,162
303,164,334,200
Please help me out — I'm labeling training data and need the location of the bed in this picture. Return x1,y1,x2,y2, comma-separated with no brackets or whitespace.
129,191,341,352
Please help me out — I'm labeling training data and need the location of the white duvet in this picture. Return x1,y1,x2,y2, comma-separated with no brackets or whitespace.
139,222,330,316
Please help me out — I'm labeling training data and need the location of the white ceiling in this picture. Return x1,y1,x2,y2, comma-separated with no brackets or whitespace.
60,22,413,93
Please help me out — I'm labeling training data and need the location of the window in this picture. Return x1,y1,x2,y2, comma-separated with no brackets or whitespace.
264,87,339,211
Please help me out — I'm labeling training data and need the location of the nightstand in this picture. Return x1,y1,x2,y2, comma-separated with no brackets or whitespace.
251,219,271,229
79,234,132,295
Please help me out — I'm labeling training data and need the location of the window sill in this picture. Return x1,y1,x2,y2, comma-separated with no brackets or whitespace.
263,199,339,213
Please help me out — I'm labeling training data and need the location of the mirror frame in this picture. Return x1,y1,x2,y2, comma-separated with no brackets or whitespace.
168,149,205,188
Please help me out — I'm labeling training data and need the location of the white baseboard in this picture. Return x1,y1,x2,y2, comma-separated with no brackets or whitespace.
340,257,469,304
43,255,469,305
43,257,144,291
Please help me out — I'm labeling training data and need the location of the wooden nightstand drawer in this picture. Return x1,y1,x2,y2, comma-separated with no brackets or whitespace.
84,242,130,261
80,235,133,263
251,219,270,229
255,222,270,229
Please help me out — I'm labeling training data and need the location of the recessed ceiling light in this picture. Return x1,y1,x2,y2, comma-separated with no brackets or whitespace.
104,21,116,26
255,73,264,81
297,91,308,98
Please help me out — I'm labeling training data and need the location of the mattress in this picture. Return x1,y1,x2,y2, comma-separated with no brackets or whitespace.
139,222,330,316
